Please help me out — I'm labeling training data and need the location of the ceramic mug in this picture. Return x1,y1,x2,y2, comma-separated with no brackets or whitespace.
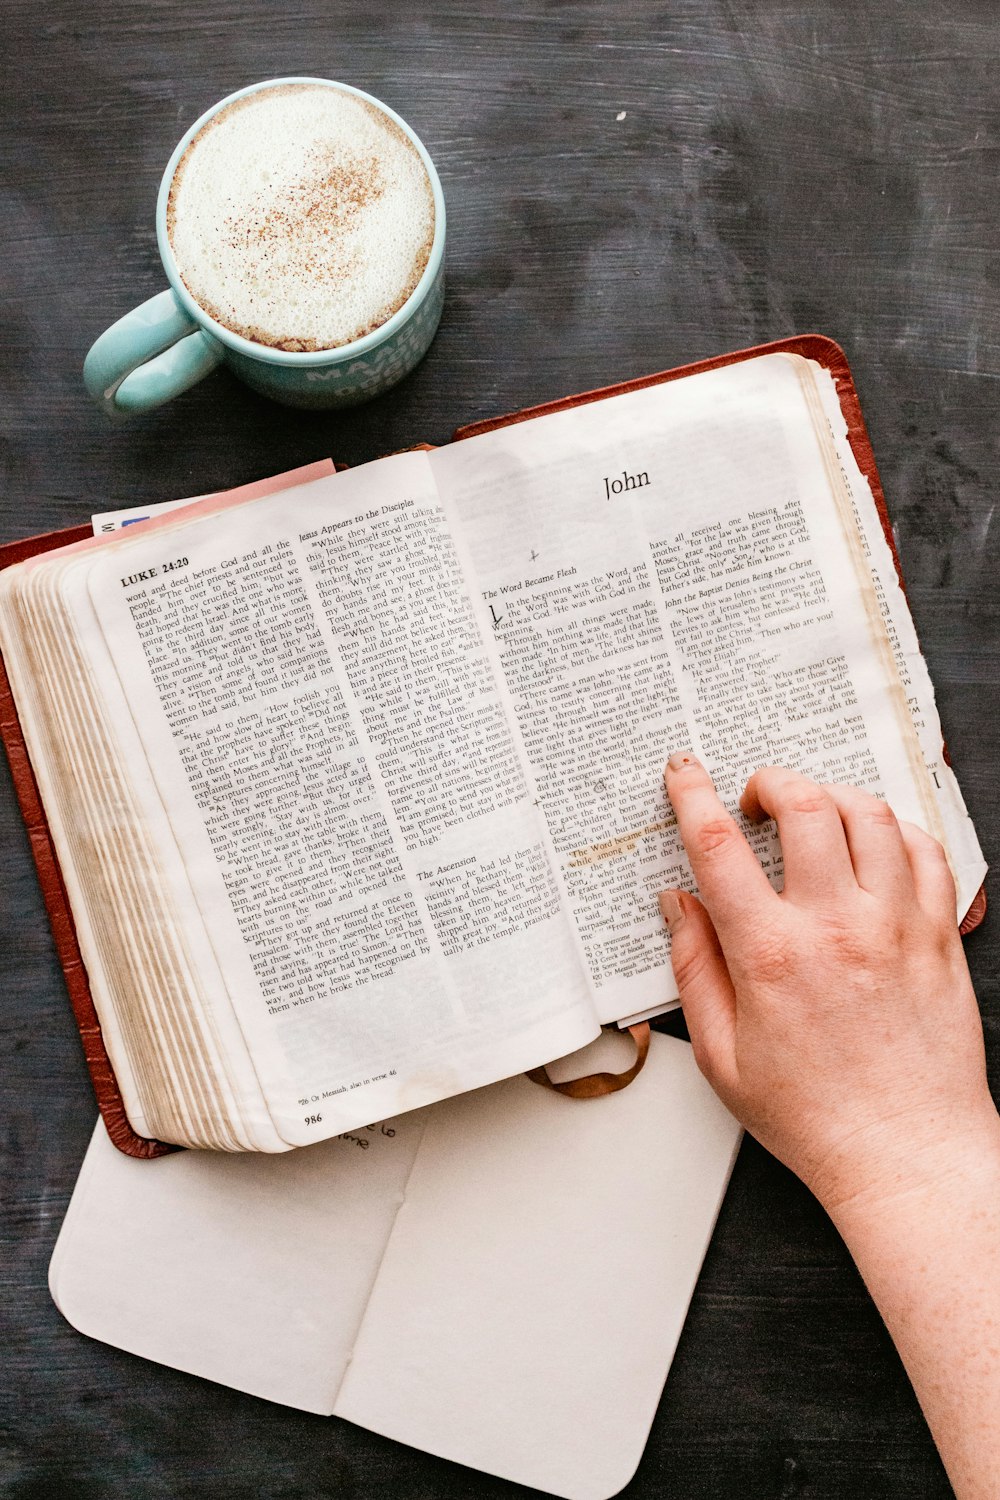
83,78,446,415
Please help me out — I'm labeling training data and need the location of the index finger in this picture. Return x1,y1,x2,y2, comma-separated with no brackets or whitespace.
664,750,776,939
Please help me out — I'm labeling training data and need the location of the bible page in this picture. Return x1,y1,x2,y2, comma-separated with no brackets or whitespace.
81,452,597,1146
429,353,985,1024
0,461,335,1149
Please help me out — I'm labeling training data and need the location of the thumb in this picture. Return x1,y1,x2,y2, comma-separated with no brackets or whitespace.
659,890,738,1094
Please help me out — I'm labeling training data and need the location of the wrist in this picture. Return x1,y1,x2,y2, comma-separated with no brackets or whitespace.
816,1097,1000,1231
813,1098,1000,1500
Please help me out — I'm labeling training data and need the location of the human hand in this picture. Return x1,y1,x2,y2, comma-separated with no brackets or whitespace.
659,753,994,1213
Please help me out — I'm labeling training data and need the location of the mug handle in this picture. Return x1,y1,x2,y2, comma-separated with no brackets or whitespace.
83,288,225,416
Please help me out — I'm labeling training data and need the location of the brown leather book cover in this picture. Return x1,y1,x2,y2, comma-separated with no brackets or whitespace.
0,339,985,1159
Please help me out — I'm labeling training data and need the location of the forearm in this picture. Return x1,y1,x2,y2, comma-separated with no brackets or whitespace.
825,1107,1000,1500
662,756,999,1491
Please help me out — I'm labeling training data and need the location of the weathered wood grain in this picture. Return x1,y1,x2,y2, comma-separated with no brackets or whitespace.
3,1,998,1495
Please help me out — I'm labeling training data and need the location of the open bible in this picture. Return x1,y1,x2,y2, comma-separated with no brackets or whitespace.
0,339,986,1153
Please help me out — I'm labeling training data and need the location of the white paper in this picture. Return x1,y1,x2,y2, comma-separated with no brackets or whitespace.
49,1033,741,1499
335,1033,741,1499
50,1111,427,1414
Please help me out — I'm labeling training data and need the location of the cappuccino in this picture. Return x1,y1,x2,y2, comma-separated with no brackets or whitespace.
166,83,435,353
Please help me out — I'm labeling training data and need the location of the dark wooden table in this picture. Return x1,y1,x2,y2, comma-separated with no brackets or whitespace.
4,3,998,1496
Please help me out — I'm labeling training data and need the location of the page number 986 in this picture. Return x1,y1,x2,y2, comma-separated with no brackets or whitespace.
304,1113,322,1126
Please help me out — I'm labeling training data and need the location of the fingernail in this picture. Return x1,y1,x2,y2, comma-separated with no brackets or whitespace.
658,890,685,930
666,749,701,773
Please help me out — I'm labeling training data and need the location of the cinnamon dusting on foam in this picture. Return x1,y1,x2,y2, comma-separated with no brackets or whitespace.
166,83,435,352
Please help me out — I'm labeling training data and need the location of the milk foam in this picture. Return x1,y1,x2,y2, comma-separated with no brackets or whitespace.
167,84,435,352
